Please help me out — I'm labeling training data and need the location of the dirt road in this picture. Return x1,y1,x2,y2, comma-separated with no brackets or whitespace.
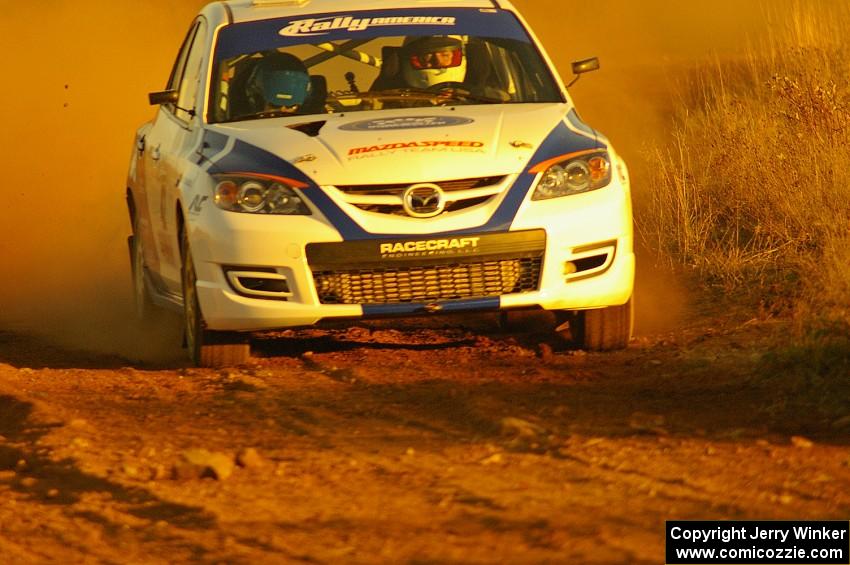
0,304,848,564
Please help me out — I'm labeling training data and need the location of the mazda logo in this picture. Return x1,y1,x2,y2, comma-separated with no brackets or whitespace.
402,184,446,218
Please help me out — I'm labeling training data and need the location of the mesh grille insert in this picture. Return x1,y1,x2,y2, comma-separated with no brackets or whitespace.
313,257,542,305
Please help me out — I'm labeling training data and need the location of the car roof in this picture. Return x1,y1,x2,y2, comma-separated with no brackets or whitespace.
223,0,514,24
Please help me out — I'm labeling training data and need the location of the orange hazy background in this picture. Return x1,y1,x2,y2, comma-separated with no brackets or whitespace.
0,1,782,357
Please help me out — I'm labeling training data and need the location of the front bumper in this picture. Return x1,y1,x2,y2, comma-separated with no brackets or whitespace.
190,180,634,332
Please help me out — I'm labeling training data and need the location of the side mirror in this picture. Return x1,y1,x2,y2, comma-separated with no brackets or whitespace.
149,89,179,106
567,57,600,88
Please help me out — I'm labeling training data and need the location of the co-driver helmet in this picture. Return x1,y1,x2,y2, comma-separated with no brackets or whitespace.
248,51,311,109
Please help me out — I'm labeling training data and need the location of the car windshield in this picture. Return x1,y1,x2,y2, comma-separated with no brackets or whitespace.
208,8,563,123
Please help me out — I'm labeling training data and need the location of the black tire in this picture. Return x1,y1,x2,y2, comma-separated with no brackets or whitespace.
561,297,634,351
180,229,250,367
130,216,157,322
498,311,516,331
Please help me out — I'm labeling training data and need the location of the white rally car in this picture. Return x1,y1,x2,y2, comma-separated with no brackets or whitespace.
127,0,634,366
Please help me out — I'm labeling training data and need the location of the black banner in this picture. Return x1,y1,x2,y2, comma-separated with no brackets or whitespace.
306,229,546,270
666,521,849,564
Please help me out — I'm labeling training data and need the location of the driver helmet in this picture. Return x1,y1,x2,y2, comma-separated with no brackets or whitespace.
401,35,467,89
249,52,311,109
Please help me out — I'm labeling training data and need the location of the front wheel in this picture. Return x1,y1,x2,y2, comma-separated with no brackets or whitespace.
559,297,634,351
181,230,250,367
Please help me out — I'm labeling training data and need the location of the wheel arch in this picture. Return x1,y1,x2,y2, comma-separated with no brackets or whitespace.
176,201,186,258
126,187,137,229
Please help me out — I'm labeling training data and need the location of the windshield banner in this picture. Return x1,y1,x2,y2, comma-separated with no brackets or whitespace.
214,8,529,60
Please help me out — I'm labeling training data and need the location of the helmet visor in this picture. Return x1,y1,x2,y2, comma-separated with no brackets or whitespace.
260,69,310,108
408,47,463,70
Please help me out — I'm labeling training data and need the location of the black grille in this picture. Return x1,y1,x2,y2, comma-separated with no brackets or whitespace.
336,176,505,196
354,195,491,216
313,257,542,305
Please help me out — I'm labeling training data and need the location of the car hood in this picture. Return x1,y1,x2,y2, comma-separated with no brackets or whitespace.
209,103,586,186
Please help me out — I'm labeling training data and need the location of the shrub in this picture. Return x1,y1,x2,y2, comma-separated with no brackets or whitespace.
640,1,850,332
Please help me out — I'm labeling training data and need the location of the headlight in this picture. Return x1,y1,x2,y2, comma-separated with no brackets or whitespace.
531,150,612,201
212,174,311,215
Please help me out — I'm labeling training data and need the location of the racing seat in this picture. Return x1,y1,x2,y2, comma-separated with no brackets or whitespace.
302,75,328,114
463,41,494,91
228,57,263,117
369,46,405,91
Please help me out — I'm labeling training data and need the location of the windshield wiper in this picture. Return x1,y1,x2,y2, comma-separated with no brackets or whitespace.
326,90,437,102
231,109,298,122
328,88,504,105
373,87,504,104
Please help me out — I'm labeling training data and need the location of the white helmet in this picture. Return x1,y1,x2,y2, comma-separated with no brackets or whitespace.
401,36,467,89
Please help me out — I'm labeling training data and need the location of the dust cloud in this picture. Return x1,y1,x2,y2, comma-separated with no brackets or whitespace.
0,1,206,359
0,1,784,357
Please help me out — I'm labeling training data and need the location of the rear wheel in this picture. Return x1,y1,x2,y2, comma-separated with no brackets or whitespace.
181,230,250,367
560,297,634,351
130,216,156,322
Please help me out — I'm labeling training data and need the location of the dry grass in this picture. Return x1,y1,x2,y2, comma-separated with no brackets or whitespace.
640,0,850,335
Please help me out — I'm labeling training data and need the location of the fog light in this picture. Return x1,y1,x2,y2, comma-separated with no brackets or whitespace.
223,266,293,300
564,240,618,282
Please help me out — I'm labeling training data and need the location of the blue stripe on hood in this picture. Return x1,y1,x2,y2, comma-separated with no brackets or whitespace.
446,120,604,235
566,109,596,138
212,139,373,239
196,129,231,166
205,120,604,240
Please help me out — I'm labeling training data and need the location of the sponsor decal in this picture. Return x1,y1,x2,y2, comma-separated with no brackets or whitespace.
348,140,484,159
189,195,208,215
280,15,456,37
339,116,474,131
379,237,481,259
292,153,317,164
